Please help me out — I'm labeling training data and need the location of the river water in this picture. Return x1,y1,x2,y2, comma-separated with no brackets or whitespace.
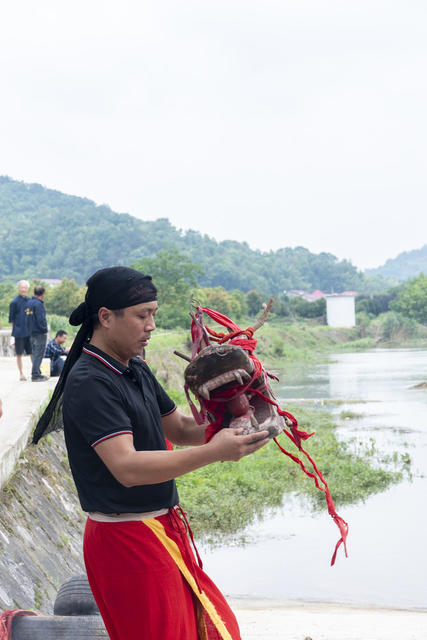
200,348,427,610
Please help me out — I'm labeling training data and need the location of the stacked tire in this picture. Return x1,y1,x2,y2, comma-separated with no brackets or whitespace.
12,575,108,639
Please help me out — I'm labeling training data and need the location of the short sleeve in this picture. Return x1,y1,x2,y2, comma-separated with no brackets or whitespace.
64,375,133,448
154,379,176,417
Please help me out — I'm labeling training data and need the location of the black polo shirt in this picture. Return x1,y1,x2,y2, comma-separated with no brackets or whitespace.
63,344,178,513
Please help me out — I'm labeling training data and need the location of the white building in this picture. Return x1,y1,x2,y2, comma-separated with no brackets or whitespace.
325,293,356,328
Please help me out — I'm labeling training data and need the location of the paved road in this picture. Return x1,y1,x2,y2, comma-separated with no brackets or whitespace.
0,356,57,488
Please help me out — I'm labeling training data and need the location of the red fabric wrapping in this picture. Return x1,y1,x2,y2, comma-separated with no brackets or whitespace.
0,610,41,640
84,510,241,640
199,307,241,332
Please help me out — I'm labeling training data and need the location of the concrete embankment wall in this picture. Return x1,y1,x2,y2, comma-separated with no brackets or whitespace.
0,432,85,612
0,353,84,612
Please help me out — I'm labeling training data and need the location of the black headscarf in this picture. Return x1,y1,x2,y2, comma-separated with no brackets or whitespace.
32,266,157,444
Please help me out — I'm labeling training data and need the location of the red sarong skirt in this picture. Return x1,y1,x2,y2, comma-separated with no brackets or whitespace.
83,508,241,640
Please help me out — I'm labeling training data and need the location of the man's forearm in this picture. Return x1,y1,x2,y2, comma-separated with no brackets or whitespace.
95,429,270,489
162,411,207,447
170,417,207,446
119,445,218,487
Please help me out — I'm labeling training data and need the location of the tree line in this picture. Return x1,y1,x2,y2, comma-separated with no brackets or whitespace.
1,253,425,331
0,176,393,294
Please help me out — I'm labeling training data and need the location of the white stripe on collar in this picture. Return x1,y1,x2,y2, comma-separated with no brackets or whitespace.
82,347,124,375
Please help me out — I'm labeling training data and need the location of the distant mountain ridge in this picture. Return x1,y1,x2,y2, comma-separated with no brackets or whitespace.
0,175,417,293
366,245,427,282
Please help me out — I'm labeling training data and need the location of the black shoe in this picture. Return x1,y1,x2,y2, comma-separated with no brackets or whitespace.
32,375,49,382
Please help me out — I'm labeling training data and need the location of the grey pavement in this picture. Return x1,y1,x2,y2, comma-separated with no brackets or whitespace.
0,356,57,489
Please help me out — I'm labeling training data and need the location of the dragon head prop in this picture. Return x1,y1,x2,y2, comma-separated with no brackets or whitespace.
175,299,349,566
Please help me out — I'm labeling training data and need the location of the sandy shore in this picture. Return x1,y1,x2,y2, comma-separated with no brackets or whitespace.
230,598,427,640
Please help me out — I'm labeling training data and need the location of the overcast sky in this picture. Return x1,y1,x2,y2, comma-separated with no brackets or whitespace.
1,1,426,270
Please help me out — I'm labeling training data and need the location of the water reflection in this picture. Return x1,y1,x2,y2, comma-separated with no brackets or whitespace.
200,349,427,609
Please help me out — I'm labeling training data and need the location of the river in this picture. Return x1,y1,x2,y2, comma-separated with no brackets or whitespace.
200,348,427,610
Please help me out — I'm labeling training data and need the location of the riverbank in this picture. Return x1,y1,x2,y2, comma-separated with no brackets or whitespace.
145,318,427,383
175,399,405,540
144,327,410,541
198,348,427,614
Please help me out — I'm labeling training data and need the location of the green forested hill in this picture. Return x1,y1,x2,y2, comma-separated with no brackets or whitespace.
0,176,378,293
366,245,427,282
0,177,154,281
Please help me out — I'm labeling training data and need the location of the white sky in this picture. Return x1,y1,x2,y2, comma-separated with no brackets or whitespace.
1,0,426,269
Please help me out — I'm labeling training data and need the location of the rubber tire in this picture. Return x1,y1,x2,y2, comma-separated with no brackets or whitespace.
53,574,100,617
12,615,108,639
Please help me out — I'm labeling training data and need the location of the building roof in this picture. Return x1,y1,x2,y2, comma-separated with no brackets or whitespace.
40,278,62,287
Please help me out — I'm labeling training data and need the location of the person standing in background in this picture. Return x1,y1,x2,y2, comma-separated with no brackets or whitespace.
8,280,32,381
28,285,48,382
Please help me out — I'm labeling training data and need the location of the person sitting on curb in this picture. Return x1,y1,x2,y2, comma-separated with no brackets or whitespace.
45,330,70,377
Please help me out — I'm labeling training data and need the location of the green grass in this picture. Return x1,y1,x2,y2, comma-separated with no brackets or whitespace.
339,410,364,420
144,330,190,390
177,403,406,542
252,321,377,363
338,337,377,350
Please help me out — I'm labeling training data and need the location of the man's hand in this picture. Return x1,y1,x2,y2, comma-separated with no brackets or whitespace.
208,427,270,462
